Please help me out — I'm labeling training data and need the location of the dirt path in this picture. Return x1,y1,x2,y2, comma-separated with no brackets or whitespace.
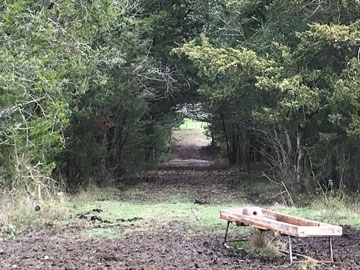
1,128,360,269
165,128,219,168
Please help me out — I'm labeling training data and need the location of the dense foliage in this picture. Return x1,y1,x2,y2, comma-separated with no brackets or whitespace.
1,0,360,195
0,0,186,194
175,0,360,192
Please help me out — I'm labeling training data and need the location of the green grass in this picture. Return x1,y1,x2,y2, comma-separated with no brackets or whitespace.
86,227,119,238
2,182,360,240
272,205,360,228
72,199,247,238
179,118,208,130
233,240,250,249
70,193,360,239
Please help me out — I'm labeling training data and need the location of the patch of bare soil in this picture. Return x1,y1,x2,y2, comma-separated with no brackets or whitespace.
171,144,219,161
0,222,359,269
122,169,243,203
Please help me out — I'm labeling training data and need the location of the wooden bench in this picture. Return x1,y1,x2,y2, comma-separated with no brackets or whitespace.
220,207,342,263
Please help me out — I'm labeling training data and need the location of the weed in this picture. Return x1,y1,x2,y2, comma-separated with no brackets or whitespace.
304,257,318,269
0,192,71,239
251,231,268,248
260,244,282,257
233,241,249,249
250,231,281,257
1,224,18,240
296,257,318,270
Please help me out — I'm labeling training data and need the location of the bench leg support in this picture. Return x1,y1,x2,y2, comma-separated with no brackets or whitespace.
224,221,232,243
329,237,334,263
288,236,293,264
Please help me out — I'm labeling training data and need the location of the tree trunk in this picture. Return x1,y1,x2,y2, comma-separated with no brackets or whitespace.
114,126,128,176
231,130,238,164
221,113,231,163
295,124,306,192
145,122,154,162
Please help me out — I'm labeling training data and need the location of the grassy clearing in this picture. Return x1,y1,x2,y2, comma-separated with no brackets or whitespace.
1,182,360,241
74,198,248,238
179,118,208,130
0,187,248,239
3,192,360,241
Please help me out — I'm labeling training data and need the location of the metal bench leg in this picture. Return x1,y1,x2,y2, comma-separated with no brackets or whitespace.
329,237,334,263
288,236,293,264
224,221,232,243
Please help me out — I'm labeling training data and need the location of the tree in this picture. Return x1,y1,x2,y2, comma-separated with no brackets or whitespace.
175,0,360,192
0,0,181,193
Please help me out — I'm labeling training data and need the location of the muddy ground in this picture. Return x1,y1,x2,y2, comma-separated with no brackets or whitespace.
1,129,360,269
1,220,359,269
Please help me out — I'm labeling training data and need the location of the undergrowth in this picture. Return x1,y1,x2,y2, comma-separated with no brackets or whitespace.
273,190,360,228
0,192,68,239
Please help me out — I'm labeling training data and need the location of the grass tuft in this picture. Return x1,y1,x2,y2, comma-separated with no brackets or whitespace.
0,193,70,239
304,257,318,269
233,240,250,249
250,231,282,257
